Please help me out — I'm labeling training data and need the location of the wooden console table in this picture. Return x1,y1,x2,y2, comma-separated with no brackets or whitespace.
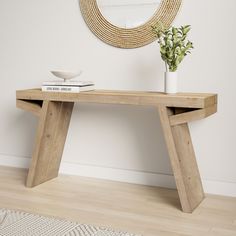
16,89,217,213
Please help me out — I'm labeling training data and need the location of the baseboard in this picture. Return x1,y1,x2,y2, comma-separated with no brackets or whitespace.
0,154,235,197
59,162,176,189
0,154,30,168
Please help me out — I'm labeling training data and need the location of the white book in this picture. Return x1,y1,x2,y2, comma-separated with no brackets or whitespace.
42,85,95,93
42,80,94,86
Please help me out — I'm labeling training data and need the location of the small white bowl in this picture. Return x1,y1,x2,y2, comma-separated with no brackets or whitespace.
51,70,82,81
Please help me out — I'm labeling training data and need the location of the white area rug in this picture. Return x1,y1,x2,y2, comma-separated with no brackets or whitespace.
0,209,140,236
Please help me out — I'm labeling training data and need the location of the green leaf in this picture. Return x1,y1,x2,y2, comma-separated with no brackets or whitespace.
183,25,191,34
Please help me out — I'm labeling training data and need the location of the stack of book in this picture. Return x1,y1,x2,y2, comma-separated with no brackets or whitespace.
42,80,95,93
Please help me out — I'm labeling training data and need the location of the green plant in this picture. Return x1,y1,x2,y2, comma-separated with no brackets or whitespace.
152,24,194,72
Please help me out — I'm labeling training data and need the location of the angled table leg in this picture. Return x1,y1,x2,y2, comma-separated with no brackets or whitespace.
26,100,74,187
158,105,205,213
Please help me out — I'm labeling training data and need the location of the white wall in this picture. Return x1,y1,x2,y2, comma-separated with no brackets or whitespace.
0,0,236,197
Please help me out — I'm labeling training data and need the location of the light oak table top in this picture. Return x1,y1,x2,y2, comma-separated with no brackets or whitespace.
16,88,217,108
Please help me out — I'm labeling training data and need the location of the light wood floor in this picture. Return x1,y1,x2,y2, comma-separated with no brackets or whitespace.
0,166,235,236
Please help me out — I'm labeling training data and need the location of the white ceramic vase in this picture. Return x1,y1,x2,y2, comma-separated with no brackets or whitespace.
164,71,178,94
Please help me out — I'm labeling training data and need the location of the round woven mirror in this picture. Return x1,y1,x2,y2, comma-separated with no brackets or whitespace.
80,0,182,48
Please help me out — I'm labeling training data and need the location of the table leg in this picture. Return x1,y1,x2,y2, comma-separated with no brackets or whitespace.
26,100,74,187
158,105,205,213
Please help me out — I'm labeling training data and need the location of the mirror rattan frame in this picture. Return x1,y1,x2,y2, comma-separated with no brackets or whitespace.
80,0,182,48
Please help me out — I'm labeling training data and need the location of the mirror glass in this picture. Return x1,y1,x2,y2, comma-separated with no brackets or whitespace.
97,0,162,29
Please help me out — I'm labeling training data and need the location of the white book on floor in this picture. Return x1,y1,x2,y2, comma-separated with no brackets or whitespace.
42,80,94,86
42,85,95,93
